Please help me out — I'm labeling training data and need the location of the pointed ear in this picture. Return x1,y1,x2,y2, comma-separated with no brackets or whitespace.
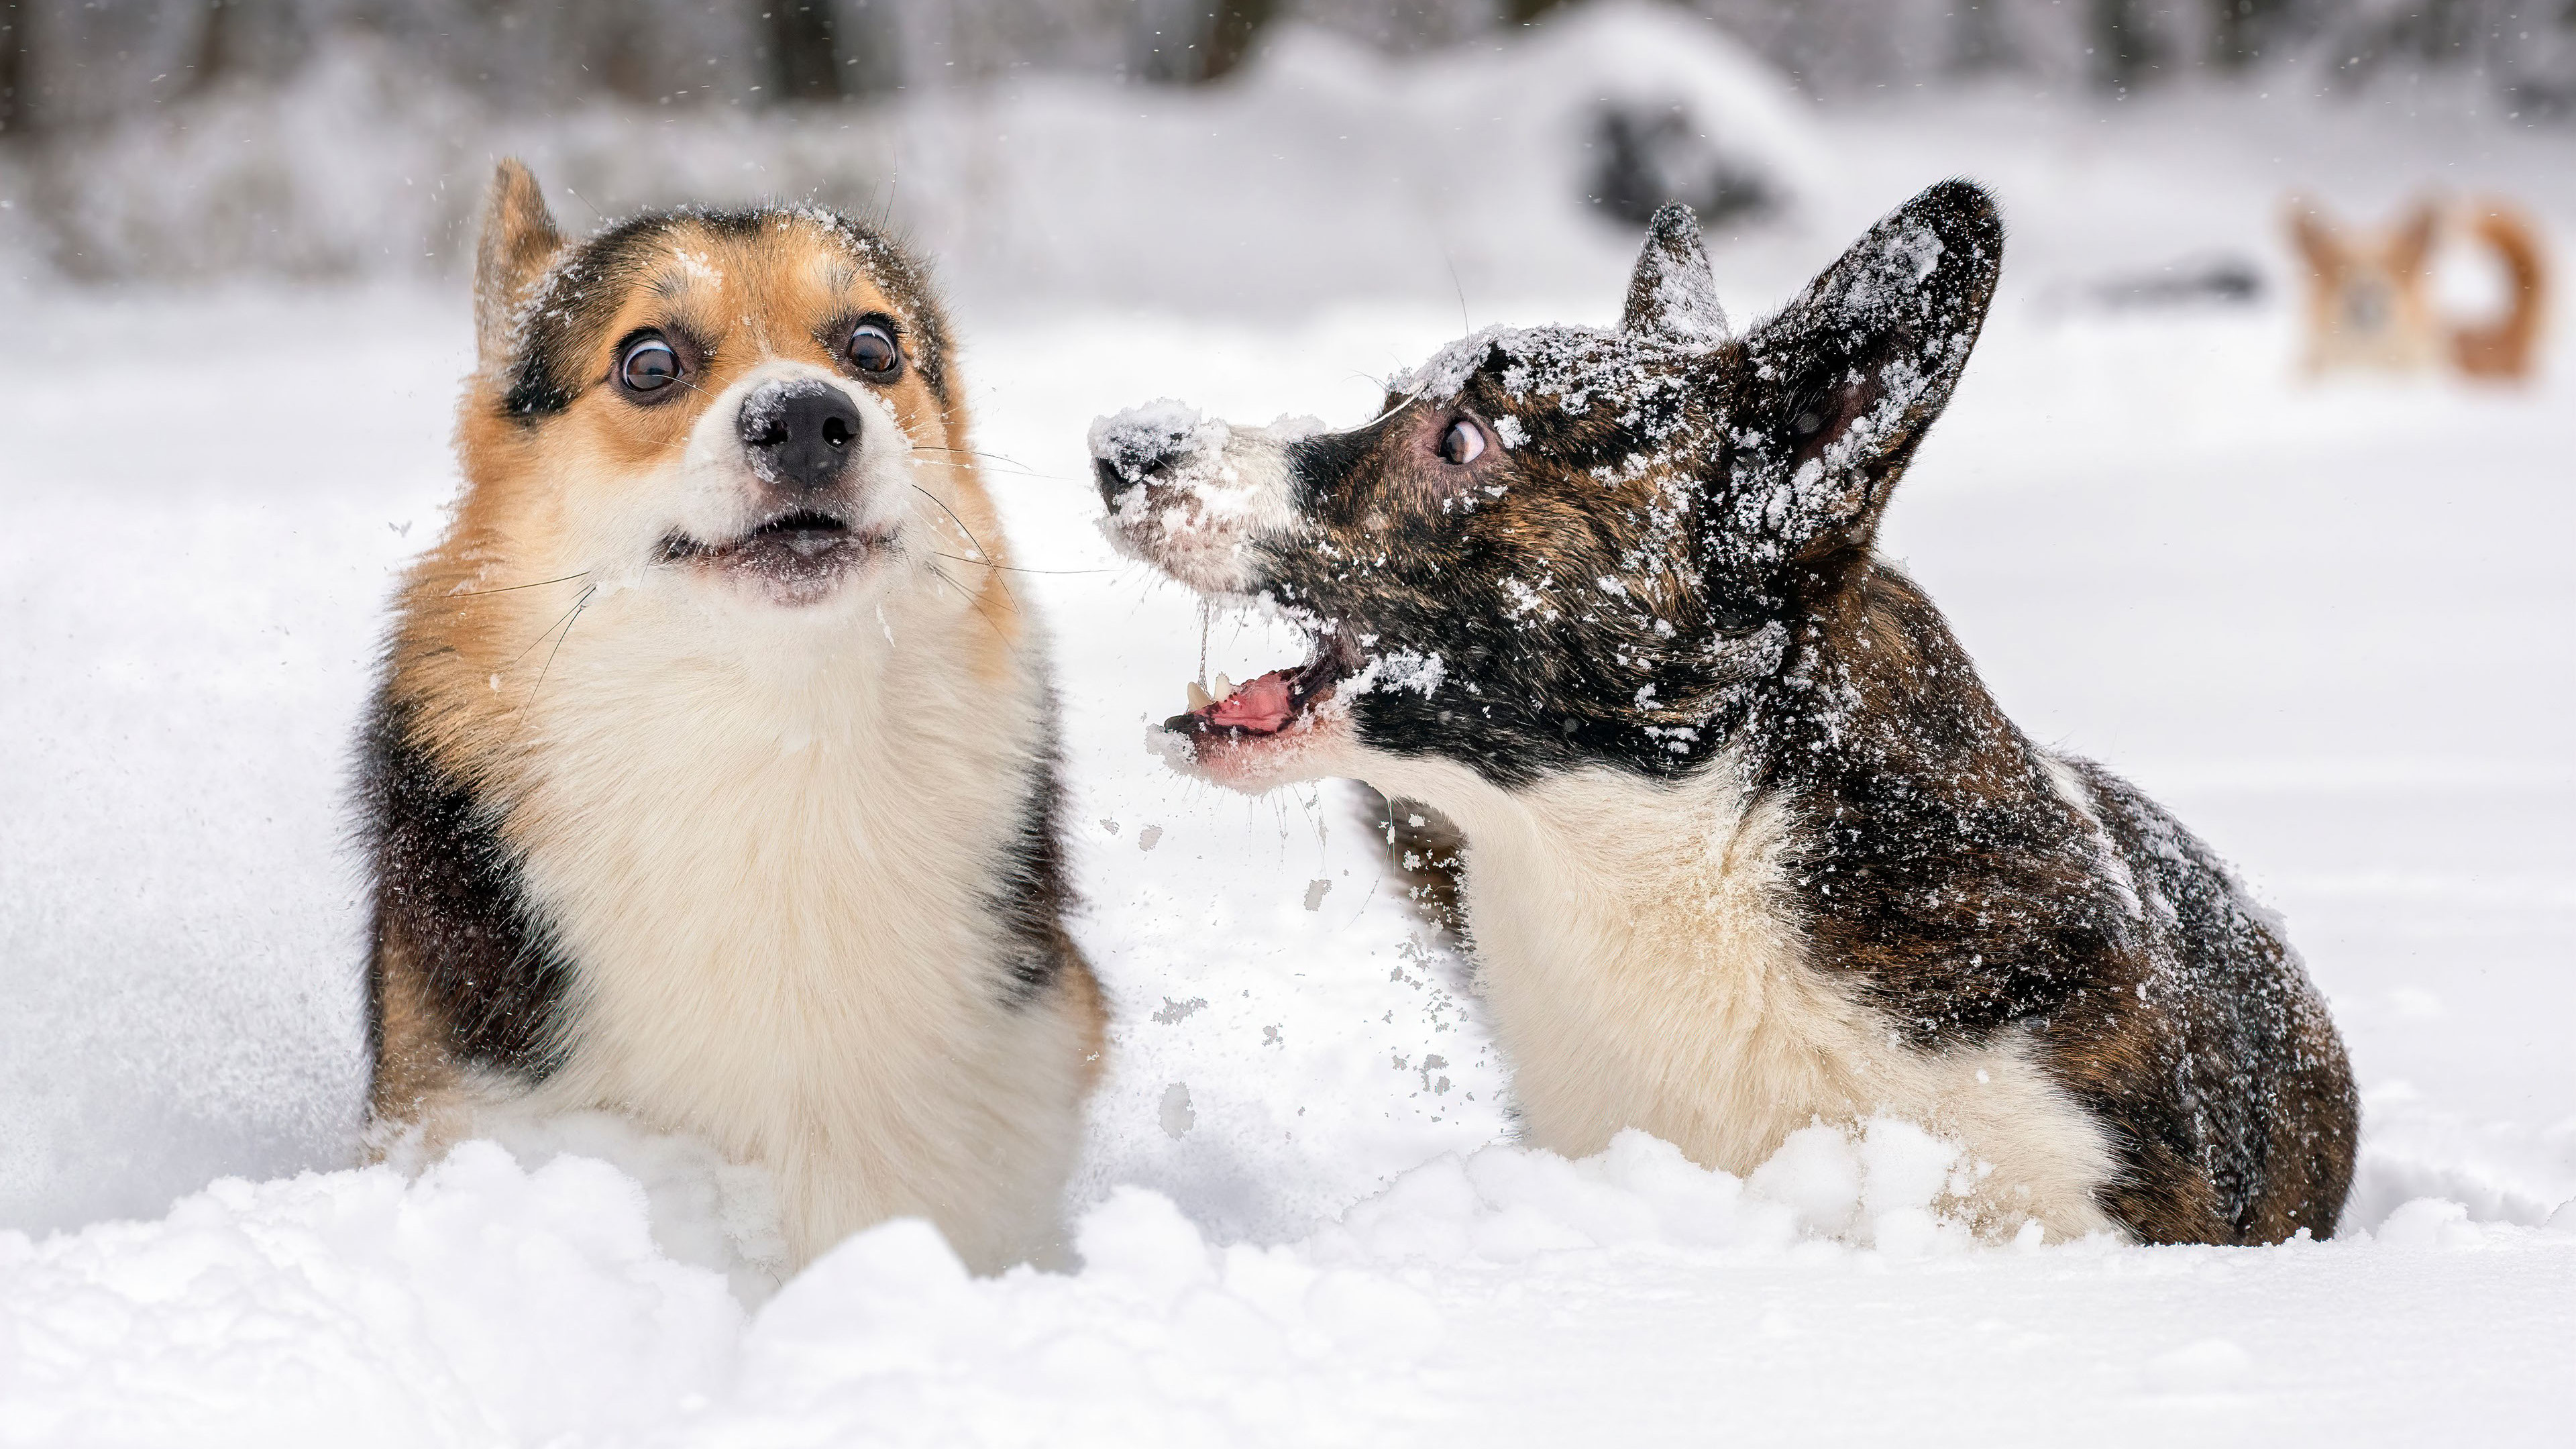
1718,178,2002,569
1621,203,1729,345
2286,197,2343,275
474,159,564,374
2388,199,2439,276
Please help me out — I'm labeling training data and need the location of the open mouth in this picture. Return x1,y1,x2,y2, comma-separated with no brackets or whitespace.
1165,627,1365,744
661,509,881,597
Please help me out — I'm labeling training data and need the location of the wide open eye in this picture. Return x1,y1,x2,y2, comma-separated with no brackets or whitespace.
847,321,901,378
616,335,682,395
1438,417,1486,466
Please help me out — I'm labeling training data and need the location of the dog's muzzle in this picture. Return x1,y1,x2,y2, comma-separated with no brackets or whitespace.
1088,402,1303,596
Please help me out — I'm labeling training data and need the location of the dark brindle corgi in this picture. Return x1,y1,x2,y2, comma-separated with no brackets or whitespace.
1092,181,2355,1244
360,161,1102,1273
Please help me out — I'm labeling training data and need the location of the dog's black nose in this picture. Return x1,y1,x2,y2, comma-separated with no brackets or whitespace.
1092,455,1134,504
739,380,863,493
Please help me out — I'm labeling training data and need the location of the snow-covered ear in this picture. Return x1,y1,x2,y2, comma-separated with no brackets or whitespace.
1715,179,2002,570
474,158,564,374
1620,203,1727,345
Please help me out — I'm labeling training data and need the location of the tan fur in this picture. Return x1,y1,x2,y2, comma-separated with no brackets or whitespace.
1345,753,2122,1241
373,165,1094,1274
471,160,563,376
367,938,465,1126
2450,203,2551,380
2290,194,2551,382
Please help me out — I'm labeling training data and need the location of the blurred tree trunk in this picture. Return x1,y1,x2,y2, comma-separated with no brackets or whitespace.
191,0,241,95
0,0,27,137
2208,0,2290,69
1197,0,1276,82
2090,0,2163,89
767,0,843,102
837,0,901,97
1501,0,1571,23
1949,0,2015,73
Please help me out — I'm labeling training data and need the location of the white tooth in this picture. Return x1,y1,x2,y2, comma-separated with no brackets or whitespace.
1187,681,1215,710
1214,673,1235,699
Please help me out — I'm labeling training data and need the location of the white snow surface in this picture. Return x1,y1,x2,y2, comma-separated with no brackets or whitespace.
5,62,2576,1449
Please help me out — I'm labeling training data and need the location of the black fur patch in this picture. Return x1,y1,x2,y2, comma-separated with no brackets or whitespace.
358,688,574,1084
501,207,952,423
989,712,1083,1008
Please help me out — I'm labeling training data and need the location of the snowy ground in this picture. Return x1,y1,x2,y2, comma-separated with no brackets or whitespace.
5,70,2575,1448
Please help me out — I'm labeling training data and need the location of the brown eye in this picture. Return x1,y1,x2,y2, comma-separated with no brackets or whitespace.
847,322,900,378
617,336,680,394
1439,417,1486,466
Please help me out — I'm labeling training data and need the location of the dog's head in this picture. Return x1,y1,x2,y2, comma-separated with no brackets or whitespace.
447,160,996,623
2287,196,2440,371
1093,180,2001,797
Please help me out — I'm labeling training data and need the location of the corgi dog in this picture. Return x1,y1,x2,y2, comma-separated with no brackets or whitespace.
1091,182,2356,1245
359,161,1102,1275
2288,195,2550,380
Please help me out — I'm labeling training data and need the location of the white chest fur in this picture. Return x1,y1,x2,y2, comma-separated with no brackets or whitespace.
1366,755,2120,1240
494,582,1091,1271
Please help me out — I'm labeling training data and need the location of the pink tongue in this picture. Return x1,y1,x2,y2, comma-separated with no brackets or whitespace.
1207,670,1296,733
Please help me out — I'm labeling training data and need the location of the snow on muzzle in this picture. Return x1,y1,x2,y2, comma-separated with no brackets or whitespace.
1088,400,1309,596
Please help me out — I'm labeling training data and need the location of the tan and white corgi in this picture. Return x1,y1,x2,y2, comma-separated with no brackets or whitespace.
359,161,1102,1275
2288,195,2550,380
1093,182,2357,1246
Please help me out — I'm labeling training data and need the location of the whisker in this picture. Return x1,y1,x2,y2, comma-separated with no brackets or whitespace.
914,445,1046,472
522,585,597,710
908,454,1070,482
451,570,593,597
920,558,1013,642
907,483,994,559
922,550,1106,576
506,589,595,667
906,482,1021,609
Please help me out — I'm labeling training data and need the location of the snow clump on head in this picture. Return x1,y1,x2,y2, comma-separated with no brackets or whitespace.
1392,325,1703,456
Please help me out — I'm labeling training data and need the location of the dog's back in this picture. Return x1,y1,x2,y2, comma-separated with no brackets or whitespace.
2059,761,2354,1239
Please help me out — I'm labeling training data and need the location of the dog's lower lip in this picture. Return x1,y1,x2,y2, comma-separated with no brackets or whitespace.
738,510,852,547
659,513,885,602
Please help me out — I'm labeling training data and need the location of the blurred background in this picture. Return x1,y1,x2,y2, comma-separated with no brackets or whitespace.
0,0,2568,305
2,1,2570,1244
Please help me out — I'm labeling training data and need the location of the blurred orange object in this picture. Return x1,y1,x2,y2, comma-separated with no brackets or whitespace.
2287,195,2549,381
